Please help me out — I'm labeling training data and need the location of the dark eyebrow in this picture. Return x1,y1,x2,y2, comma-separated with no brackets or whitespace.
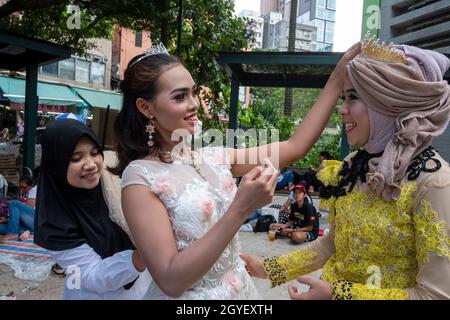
345,89,358,95
170,88,189,95
72,146,98,156
170,85,197,95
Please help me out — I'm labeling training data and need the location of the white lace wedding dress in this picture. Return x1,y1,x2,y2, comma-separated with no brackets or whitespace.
117,147,260,300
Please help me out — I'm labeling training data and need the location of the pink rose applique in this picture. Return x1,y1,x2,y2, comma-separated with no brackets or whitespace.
222,270,243,295
153,176,174,197
202,199,215,221
222,177,235,193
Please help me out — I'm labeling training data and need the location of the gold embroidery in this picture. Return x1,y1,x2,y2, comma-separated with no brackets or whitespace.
332,280,408,300
414,200,450,263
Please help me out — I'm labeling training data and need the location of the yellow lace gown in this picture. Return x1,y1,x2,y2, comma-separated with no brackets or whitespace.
263,153,450,300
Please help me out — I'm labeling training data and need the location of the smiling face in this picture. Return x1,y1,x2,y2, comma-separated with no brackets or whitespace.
66,136,103,189
148,65,200,142
338,77,371,147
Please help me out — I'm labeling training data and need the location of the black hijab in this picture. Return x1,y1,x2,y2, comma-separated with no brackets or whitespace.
34,119,134,258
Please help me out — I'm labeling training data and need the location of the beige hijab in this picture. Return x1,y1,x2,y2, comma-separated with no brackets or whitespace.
347,45,450,201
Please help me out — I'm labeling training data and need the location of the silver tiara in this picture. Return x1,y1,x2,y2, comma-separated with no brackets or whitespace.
129,42,169,68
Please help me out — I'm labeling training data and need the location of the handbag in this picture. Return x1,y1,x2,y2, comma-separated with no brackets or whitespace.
253,215,276,233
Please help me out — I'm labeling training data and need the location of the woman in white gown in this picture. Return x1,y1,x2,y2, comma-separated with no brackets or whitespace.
108,44,360,299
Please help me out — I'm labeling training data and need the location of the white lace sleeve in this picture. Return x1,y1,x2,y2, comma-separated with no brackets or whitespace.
121,163,155,191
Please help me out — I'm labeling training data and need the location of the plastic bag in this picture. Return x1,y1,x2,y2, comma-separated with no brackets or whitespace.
0,254,54,282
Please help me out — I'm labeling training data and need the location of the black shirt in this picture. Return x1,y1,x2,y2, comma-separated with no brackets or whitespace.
289,201,319,235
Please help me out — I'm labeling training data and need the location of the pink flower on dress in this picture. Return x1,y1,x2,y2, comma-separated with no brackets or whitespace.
222,270,243,295
222,177,235,193
213,151,227,165
202,199,215,221
153,176,174,197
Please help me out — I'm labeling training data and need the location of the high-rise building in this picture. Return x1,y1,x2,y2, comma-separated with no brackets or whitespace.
261,0,282,16
377,0,450,161
238,10,264,49
296,0,336,51
263,17,317,51
262,12,283,48
379,0,450,54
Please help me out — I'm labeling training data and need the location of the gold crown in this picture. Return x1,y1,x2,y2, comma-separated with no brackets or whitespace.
361,33,408,65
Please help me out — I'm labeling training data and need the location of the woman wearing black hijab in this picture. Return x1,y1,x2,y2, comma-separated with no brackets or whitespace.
34,119,150,299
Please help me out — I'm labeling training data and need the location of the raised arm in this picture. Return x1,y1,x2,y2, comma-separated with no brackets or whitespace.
229,43,361,177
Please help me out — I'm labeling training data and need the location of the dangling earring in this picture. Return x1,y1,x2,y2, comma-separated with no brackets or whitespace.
146,116,156,147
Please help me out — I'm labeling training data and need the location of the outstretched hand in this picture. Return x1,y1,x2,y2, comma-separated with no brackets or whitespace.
288,276,332,300
333,42,361,80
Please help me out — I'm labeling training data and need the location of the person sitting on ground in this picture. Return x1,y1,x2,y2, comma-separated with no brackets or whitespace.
275,168,295,191
0,175,38,240
277,182,313,215
270,184,319,243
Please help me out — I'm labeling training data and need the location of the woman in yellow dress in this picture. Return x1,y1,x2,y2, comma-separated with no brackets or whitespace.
241,37,450,300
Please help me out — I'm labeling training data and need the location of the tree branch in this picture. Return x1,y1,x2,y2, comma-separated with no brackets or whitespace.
69,12,107,46
0,0,69,19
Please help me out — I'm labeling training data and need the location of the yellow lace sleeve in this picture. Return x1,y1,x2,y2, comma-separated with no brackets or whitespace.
332,281,408,300
262,224,337,287
263,248,318,287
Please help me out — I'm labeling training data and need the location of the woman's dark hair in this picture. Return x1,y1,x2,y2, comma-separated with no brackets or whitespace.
19,176,33,186
109,53,182,176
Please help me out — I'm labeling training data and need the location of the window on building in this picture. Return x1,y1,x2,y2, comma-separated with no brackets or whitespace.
91,62,105,85
327,0,336,11
41,62,58,77
59,58,75,80
325,21,334,44
316,8,326,19
75,59,90,83
135,31,143,47
317,0,326,10
315,20,325,42
326,10,336,21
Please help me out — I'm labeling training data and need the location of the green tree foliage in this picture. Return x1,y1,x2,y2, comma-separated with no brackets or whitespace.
0,0,250,125
244,86,342,165
293,133,341,168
